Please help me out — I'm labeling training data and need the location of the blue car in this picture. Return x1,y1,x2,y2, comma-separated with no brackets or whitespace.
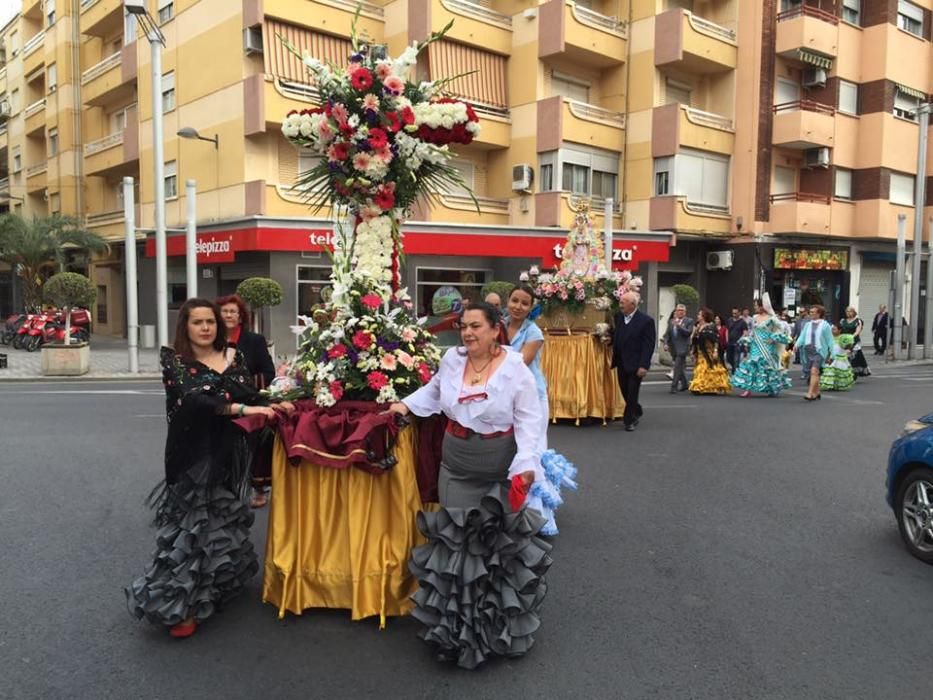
886,412,933,563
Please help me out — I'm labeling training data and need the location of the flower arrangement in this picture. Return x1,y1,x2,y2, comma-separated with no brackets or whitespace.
533,268,642,315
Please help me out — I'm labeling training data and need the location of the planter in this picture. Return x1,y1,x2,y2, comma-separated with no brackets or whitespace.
41,342,90,376
538,303,609,332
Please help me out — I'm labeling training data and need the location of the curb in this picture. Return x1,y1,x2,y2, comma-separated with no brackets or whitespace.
0,373,162,383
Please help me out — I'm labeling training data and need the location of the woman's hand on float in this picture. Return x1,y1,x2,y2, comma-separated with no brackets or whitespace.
273,401,296,415
386,402,410,416
249,405,277,419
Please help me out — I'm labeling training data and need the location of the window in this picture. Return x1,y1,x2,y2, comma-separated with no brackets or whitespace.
838,80,858,115
550,73,589,103
654,157,672,196
773,166,796,195
111,106,128,133
841,0,860,25
561,163,589,194
158,0,174,24
540,164,553,191
47,64,57,92
48,127,58,157
666,148,730,210
780,0,802,11
161,71,175,113
96,286,108,324
542,145,619,199
46,0,56,26
665,80,692,106
591,170,617,200
12,147,21,173
10,88,18,114
49,192,60,215
834,168,852,200
9,30,18,57
124,11,137,42
164,160,178,199
890,172,915,206
441,159,474,196
298,149,321,175
116,182,124,209
894,87,920,121
296,266,333,321
775,78,800,107
897,1,923,37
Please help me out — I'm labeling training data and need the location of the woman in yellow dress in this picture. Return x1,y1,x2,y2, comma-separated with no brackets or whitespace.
689,307,732,395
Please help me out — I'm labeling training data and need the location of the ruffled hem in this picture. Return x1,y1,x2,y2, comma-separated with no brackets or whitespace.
731,357,791,395
408,486,553,670
689,363,732,395
125,477,258,627
525,449,578,536
820,367,854,391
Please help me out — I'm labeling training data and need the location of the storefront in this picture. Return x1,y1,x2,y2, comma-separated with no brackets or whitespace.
142,218,674,354
769,246,850,322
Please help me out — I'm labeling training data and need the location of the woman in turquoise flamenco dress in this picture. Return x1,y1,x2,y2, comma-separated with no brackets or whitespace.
732,294,792,397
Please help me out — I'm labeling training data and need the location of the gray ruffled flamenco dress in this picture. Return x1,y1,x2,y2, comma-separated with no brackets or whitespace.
408,430,553,670
124,348,263,628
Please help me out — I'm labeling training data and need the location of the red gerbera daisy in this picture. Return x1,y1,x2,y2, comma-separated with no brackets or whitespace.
350,67,374,91
367,371,389,390
373,188,396,211
367,128,388,149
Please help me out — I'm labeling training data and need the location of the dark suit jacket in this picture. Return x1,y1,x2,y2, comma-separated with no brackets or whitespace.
611,310,656,373
230,329,275,388
872,312,889,333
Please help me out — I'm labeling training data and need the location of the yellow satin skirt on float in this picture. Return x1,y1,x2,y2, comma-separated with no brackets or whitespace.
541,333,625,424
262,426,427,626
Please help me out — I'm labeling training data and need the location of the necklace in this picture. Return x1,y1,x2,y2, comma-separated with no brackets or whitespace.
467,355,494,385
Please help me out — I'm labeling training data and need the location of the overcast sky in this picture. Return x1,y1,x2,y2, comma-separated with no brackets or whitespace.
1,1,21,29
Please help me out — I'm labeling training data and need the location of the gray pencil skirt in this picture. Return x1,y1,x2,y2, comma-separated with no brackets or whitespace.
438,430,516,508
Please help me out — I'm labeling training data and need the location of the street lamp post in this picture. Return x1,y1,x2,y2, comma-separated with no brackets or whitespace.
177,127,221,300
124,0,168,348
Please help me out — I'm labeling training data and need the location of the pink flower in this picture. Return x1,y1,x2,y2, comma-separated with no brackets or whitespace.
395,349,414,369
361,293,383,310
327,142,350,162
382,75,404,96
362,93,380,111
327,343,348,359
331,104,349,126
367,371,389,390
401,327,417,342
352,330,374,350
375,61,393,80
417,362,433,384
353,152,372,172
380,354,398,371
373,146,393,163
329,380,344,401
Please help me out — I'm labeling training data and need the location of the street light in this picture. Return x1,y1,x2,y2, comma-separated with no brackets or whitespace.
177,127,218,149
125,0,168,348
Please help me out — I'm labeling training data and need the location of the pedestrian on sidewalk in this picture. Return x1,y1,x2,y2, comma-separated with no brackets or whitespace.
840,306,871,377
125,298,295,639
796,304,834,401
610,291,656,432
872,304,889,356
725,307,747,373
662,303,694,393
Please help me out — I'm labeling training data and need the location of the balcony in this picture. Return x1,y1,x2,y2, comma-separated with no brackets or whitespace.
776,6,838,61
768,192,831,235
652,103,735,157
25,162,48,193
537,96,625,153
23,0,41,20
649,196,732,235
22,31,46,76
80,0,125,39
655,9,737,75
260,0,386,48
534,191,621,229
82,50,136,106
84,125,139,176
24,98,46,136
539,0,626,69
0,177,8,193
411,193,511,226
406,0,511,54
772,100,835,149
87,208,132,241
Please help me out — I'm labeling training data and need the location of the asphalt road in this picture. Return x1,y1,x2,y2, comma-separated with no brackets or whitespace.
2,366,932,699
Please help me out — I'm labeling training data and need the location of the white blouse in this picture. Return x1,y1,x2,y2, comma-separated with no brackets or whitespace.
402,347,544,481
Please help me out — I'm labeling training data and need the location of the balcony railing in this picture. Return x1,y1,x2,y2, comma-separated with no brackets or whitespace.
567,99,626,127
81,0,100,9
769,191,831,204
439,192,510,212
24,97,46,117
82,52,121,85
25,162,48,177
777,5,839,25
573,3,626,35
772,99,835,115
85,131,124,156
687,13,736,43
23,31,45,58
323,0,384,17
87,209,124,226
441,0,512,28
0,177,8,192
683,106,734,131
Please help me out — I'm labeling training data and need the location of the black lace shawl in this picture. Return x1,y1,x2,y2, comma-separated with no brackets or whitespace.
692,325,725,367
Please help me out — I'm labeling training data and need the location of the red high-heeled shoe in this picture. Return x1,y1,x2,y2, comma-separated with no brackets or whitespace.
169,620,197,638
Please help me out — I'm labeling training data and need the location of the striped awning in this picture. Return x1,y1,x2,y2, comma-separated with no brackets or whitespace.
895,83,927,100
795,49,832,69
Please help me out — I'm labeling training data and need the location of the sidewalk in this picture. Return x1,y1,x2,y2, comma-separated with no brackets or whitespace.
0,335,161,381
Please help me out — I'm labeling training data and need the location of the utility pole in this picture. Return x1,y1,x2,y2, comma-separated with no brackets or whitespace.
123,176,138,373
185,180,197,299
909,103,930,358
894,214,907,361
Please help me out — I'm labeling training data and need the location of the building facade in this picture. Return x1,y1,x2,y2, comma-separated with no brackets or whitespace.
0,0,930,352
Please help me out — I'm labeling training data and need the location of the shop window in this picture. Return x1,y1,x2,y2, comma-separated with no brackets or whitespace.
893,87,920,121
890,172,915,206
164,160,178,199
297,266,333,317
169,283,187,307
897,0,923,37
158,0,174,24
48,127,58,157
415,267,490,319
841,0,860,26
838,80,858,116
96,286,107,324
834,168,852,200
162,71,175,113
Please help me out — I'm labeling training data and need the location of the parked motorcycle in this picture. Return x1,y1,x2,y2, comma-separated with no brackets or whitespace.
0,313,27,346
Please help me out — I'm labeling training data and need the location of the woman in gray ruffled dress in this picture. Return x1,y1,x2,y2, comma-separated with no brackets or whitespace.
388,301,553,669
125,299,293,638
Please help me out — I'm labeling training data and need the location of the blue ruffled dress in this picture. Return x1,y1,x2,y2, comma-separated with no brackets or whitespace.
731,317,792,396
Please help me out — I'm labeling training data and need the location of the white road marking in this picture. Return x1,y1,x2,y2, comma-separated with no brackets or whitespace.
12,389,162,395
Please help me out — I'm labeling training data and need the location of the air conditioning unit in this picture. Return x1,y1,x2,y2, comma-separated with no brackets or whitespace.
804,147,831,169
801,67,827,88
243,26,263,56
512,164,533,192
706,250,734,271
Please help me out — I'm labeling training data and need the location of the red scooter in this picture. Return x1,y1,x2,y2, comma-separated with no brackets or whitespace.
12,312,40,350
41,309,91,347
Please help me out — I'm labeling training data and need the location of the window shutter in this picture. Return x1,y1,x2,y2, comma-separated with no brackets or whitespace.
834,168,852,199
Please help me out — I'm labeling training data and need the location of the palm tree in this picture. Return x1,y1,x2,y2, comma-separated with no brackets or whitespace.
0,214,109,311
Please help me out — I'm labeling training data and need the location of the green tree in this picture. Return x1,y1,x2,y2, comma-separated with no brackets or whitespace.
0,214,108,312
672,283,700,315
43,272,97,346
236,277,284,335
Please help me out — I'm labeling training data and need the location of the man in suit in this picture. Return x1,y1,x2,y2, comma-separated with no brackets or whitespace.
662,304,694,393
610,291,656,432
872,304,889,355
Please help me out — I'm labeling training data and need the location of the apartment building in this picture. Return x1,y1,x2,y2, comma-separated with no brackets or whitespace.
0,0,930,350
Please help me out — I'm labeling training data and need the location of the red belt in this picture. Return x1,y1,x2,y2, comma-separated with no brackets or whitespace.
446,421,514,440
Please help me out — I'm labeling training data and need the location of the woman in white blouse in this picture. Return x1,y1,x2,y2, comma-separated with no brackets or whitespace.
388,301,552,670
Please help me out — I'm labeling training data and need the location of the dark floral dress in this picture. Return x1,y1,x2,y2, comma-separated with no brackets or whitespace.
125,347,267,628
